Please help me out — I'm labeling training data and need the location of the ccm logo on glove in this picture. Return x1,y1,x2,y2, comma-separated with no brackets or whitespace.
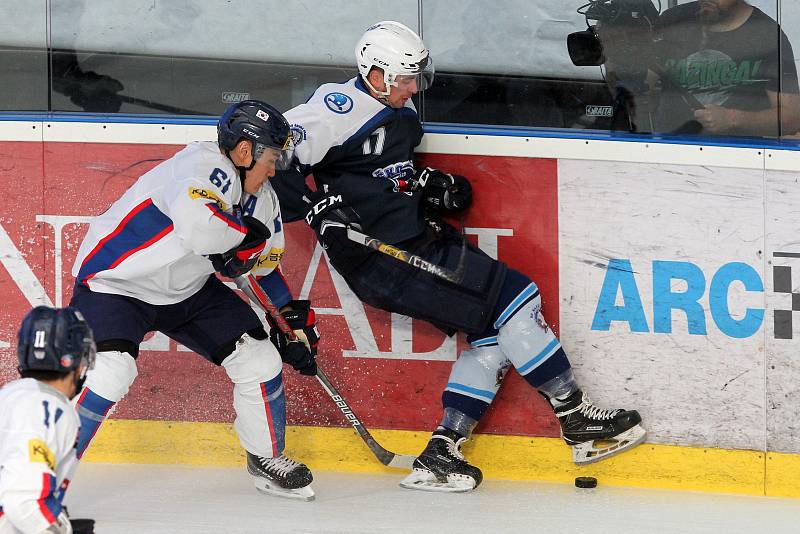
305,194,344,226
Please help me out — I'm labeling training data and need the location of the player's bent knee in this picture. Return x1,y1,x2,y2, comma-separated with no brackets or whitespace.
496,294,558,368
84,350,138,402
221,334,282,384
449,345,510,398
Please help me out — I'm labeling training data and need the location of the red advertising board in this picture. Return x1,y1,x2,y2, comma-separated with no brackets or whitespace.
0,142,560,437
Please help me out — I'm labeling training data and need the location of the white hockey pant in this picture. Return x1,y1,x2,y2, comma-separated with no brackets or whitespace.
75,350,138,457
497,294,565,383
442,345,510,435
221,334,285,458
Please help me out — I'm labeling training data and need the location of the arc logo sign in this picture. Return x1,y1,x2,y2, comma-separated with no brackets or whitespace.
591,257,797,340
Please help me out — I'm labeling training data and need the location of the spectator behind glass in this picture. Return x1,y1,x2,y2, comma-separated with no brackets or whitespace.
650,0,799,136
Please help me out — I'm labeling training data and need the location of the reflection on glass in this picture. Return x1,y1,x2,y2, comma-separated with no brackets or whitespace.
4,0,800,140
580,0,798,137
652,0,797,137
44,1,415,116
0,0,48,111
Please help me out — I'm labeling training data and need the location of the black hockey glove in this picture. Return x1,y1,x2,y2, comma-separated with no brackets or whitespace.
71,518,96,534
61,507,95,534
209,215,270,278
304,186,364,249
305,188,362,237
414,167,472,213
268,300,319,376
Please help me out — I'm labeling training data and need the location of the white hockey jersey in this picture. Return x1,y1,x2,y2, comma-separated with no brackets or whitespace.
72,141,286,305
0,379,78,534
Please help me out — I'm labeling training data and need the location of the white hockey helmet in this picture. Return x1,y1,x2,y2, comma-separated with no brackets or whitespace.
355,21,434,97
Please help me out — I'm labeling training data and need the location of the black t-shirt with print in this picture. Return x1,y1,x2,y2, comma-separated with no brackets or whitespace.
652,2,798,135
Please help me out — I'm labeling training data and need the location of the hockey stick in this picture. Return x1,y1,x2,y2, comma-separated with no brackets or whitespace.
234,273,416,470
346,227,466,284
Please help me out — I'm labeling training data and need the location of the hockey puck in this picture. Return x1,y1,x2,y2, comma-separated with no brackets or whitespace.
574,476,598,488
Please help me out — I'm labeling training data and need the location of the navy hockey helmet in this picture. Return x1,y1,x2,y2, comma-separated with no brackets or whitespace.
217,100,291,159
17,306,96,375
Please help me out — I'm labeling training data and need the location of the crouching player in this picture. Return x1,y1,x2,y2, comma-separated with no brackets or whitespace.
69,100,319,500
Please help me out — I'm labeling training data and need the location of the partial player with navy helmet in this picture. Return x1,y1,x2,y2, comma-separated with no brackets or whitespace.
16,306,96,384
68,99,318,501
1,306,96,534
218,99,292,175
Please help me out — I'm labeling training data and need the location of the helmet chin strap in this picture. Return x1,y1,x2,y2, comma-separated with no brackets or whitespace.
224,144,258,189
72,367,88,399
362,75,393,105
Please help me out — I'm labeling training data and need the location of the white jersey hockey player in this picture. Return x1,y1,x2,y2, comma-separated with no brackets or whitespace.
68,100,319,501
0,306,96,534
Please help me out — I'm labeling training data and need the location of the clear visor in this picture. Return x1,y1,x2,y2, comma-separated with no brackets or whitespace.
390,57,435,92
80,338,97,377
254,141,293,171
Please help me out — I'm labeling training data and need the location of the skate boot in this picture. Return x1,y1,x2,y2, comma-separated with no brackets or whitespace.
554,390,646,465
246,451,315,501
400,428,483,493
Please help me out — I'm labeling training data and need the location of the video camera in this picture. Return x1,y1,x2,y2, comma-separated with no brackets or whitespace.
567,0,661,67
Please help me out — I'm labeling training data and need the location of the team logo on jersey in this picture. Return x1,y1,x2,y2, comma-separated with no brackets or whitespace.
324,92,354,114
531,304,549,332
189,188,228,211
290,124,307,147
372,160,415,195
28,439,56,470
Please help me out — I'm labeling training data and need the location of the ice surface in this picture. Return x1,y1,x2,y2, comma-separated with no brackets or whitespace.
65,464,799,534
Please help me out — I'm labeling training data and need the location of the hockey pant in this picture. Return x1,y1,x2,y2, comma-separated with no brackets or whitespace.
75,335,286,459
441,268,573,435
337,222,506,335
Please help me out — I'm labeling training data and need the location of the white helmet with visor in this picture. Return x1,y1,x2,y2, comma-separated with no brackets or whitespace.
355,21,434,97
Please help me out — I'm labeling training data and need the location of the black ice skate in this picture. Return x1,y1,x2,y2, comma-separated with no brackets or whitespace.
246,451,315,501
554,390,646,465
399,429,483,493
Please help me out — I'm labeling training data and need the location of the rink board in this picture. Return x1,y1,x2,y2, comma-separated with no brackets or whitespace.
0,118,798,497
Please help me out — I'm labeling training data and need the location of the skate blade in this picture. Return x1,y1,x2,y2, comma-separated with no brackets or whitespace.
252,477,315,501
572,424,647,465
399,469,477,493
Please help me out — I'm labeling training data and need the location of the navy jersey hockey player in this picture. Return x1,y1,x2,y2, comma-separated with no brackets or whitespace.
0,306,96,534
68,101,320,501
272,21,646,492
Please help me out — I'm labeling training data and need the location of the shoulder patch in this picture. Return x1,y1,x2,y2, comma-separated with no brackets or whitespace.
290,124,307,146
28,438,56,471
189,187,228,211
324,92,354,114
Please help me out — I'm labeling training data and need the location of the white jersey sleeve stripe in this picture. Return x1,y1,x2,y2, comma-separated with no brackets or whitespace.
36,473,60,524
205,203,247,233
76,198,174,284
